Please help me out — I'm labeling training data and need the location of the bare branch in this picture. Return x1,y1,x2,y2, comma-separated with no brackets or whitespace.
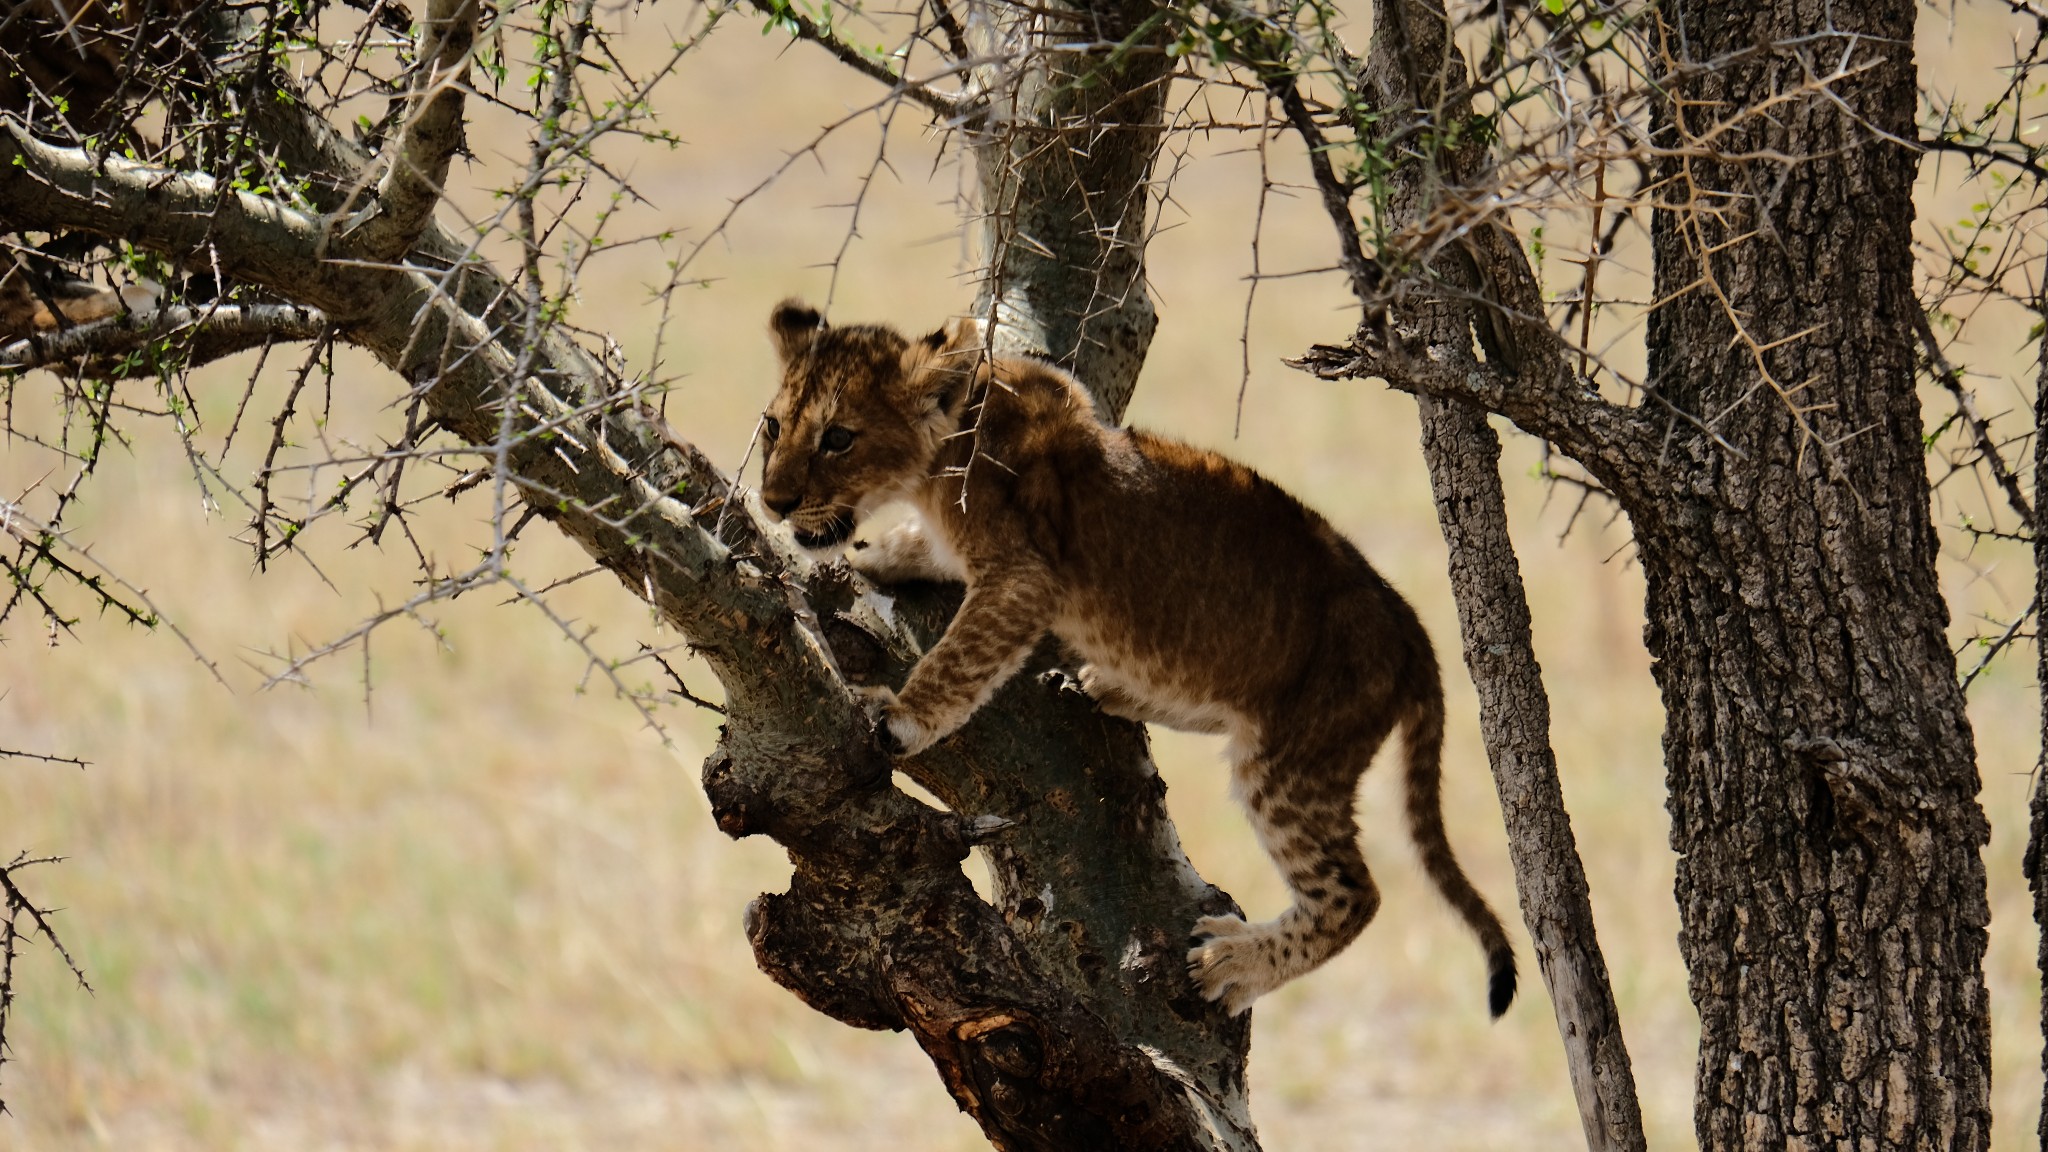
0,747,88,768
0,855,88,995
1914,308,2035,530
928,0,971,60
0,303,329,371
1268,76,1384,303
1959,594,2037,691
0,496,224,683
746,0,973,120
1,850,92,1113
1,848,93,1106
1289,333,1661,500
1920,135,2048,186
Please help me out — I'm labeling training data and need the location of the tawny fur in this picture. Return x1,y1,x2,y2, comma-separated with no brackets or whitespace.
0,256,125,342
757,299,1516,1017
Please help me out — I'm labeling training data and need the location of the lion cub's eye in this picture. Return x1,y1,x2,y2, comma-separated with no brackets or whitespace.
821,425,855,454
761,416,780,442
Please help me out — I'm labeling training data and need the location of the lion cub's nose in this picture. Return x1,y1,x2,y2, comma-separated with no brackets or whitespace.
763,494,798,519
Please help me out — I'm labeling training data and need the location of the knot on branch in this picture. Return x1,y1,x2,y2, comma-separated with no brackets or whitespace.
915,998,1216,1151
701,735,900,847
702,751,772,839
953,1013,1107,1138
963,1015,1044,1078
745,888,903,1032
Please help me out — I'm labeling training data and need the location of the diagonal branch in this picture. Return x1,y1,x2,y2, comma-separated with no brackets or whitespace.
1267,76,1383,303
1289,332,1663,504
747,0,975,120
1415,393,1649,1152
1275,4,1652,1148
1913,307,2034,530
2029,292,2048,1151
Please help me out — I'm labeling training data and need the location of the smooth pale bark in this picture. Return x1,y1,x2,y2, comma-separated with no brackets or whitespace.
967,0,1171,420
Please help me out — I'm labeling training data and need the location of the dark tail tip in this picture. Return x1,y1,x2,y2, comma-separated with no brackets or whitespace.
1487,947,1517,1018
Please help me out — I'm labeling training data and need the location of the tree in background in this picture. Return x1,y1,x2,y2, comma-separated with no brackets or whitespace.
0,0,2039,1148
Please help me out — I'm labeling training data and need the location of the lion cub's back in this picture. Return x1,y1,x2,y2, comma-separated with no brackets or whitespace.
1058,426,1418,708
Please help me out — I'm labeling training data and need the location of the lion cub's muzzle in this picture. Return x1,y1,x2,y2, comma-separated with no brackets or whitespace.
788,508,855,550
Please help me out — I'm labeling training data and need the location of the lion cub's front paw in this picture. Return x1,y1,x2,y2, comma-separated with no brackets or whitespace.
854,684,936,758
1187,914,1276,1017
848,521,958,586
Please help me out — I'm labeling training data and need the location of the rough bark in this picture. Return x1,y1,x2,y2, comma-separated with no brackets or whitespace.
1292,0,1994,1146
1417,397,1645,1152
0,11,1259,1144
1640,3,1992,1147
2030,303,2048,1152
968,0,1172,420
1356,5,1648,1148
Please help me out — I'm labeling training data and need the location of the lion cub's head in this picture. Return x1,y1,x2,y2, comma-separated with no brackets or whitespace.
758,299,978,549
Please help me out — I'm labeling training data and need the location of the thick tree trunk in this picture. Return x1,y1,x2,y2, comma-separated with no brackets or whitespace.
1645,3,1991,1148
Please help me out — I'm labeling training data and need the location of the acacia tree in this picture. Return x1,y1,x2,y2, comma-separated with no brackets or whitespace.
0,0,2040,1149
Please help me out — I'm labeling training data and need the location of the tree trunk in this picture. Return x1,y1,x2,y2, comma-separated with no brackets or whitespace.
1247,0,2001,1145
1357,5,1649,1146
1644,3,1991,1147
968,0,1171,420
2028,300,2048,1152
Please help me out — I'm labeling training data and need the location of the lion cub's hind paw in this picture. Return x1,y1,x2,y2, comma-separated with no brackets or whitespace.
1187,914,1277,1016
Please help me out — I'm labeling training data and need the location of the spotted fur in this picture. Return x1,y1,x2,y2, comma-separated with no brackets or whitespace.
757,299,1516,1017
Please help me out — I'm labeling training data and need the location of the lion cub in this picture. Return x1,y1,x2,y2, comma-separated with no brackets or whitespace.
756,299,1515,1017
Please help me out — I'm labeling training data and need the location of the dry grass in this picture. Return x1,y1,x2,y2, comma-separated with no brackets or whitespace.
3,7,2044,1149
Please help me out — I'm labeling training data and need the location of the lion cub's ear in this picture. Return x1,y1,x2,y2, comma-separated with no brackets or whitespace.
768,299,826,363
903,316,983,427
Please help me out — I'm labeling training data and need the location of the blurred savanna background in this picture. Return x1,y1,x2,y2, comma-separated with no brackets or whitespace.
3,1,2044,1148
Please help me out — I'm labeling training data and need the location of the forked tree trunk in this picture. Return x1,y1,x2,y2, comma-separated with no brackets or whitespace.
966,0,1171,421
1644,3,1992,1146
0,3,1258,1144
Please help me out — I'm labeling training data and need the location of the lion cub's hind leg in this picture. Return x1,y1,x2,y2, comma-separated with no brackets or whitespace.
1188,742,1383,1015
849,517,963,585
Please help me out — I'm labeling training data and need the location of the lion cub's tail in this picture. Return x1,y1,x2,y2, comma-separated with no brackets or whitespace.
1402,682,1518,1018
